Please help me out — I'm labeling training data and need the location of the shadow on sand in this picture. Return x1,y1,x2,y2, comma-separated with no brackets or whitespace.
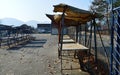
7,39,47,50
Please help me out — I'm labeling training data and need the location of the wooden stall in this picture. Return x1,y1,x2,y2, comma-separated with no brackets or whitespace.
46,3,104,75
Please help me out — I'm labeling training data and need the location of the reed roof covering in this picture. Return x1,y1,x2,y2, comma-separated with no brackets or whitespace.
53,4,99,23
46,3,100,26
46,14,81,26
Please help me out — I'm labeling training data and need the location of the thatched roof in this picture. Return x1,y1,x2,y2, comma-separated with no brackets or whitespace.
53,3,98,21
46,14,81,27
46,3,100,27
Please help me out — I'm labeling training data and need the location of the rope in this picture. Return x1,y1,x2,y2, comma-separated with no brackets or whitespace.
96,25,110,68
88,22,93,53
93,19,98,63
86,21,93,69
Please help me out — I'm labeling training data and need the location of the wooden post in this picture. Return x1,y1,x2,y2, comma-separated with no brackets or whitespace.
76,25,79,42
93,19,97,63
85,23,87,46
60,6,67,75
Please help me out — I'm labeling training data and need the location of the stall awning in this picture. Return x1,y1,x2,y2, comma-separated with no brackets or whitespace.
46,3,101,27
46,14,82,27
53,3,97,20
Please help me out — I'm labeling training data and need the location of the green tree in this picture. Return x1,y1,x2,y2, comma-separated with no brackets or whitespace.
90,0,111,33
90,0,107,14
90,0,108,24
114,0,120,7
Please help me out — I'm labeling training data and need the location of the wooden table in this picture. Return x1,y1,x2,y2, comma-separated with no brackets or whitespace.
63,35,71,39
63,39,75,43
62,43,89,51
58,43,89,57
59,43,89,74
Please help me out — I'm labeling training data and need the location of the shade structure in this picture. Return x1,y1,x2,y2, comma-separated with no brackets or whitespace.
46,4,101,27
53,3,98,23
46,14,85,27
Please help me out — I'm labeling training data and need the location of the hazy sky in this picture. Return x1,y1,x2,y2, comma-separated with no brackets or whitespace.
0,0,93,23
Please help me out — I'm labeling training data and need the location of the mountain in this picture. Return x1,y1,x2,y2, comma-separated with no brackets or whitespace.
0,18,41,28
0,18,24,26
25,20,40,28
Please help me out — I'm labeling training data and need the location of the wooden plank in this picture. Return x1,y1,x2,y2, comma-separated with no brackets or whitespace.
63,39,75,43
62,43,89,51
63,35,70,39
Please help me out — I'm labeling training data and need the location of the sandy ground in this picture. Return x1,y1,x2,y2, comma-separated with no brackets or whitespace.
0,34,89,75
0,34,90,75
0,34,61,75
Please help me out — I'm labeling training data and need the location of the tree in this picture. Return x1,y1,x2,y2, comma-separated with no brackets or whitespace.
90,0,111,34
90,0,108,25
114,0,120,7
90,0,120,32
90,0,107,14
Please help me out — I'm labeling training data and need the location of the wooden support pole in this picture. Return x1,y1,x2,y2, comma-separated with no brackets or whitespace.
79,25,82,44
60,6,67,75
93,19,97,63
110,0,114,75
85,23,87,46
76,25,79,42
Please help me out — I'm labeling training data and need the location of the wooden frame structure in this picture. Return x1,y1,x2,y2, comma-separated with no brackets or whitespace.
46,3,100,75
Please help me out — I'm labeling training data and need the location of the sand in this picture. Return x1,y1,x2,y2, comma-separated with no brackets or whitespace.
0,34,61,75
0,34,90,75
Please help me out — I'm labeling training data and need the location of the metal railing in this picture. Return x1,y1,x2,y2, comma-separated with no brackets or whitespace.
110,6,120,75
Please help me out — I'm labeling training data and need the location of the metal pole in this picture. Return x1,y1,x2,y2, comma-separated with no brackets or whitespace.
116,14,120,75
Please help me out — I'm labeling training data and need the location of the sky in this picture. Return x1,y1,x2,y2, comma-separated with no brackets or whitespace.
0,0,93,23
